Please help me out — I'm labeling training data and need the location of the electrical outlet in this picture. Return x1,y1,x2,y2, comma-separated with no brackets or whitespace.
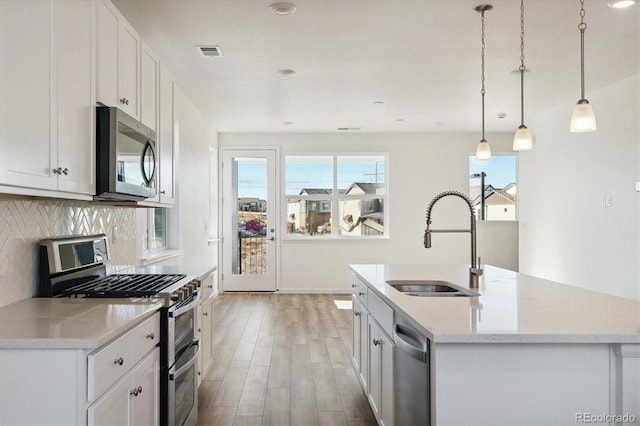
112,226,118,243
601,195,612,207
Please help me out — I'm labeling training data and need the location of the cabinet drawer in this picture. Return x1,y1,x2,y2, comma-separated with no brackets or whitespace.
368,290,393,338
352,275,368,307
200,273,214,300
88,330,134,401
131,312,160,363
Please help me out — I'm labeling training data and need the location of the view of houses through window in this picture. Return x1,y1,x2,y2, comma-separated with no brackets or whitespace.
285,155,387,238
469,155,517,221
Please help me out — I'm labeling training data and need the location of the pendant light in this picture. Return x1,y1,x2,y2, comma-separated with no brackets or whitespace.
570,0,597,132
513,0,533,151
475,5,492,161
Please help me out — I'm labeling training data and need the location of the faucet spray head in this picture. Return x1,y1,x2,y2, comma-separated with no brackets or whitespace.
424,227,432,248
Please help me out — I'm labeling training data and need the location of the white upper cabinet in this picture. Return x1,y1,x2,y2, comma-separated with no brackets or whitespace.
158,66,175,205
96,0,140,119
140,43,159,131
0,0,94,196
55,0,95,195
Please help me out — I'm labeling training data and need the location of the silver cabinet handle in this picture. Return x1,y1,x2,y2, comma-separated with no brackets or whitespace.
114,357,124,366
352,284,357,288
358,292,365,296
120,97,129,105
203,312,208,316
354,311,361,316
53,167,62,175
130,385,143,396
197,328,201,333
62,168,68,175
269,237,275,241
372,339,381,346
146,332,155,340
160,190,166,194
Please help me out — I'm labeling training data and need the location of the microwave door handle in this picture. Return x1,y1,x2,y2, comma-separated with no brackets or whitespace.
140,140,157,187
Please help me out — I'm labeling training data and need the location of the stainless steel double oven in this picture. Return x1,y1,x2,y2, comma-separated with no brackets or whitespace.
38,234,200,426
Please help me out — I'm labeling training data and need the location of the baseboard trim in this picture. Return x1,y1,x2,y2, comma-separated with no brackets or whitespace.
277,288,352,294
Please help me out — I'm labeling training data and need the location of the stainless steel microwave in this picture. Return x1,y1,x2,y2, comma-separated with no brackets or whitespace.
95,106,157,201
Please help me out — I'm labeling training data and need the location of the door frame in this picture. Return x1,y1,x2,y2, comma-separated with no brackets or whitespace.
219,146,280,292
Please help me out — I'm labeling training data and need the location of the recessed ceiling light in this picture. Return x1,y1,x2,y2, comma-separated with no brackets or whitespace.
337,127,362,131
373,101,384,105
270,2,296,15
396,118,404,122
496,113,507,119
435,121,444,125
278,69,296,76
510,68,530,75
283,121,294,125
607,0,636,8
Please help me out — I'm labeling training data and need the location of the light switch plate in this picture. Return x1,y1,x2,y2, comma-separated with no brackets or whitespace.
636,181,640,192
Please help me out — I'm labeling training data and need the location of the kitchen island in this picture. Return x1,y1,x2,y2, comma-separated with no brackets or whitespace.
350,264,640,426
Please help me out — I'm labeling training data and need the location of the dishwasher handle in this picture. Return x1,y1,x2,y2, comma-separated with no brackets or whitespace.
394,324,427,363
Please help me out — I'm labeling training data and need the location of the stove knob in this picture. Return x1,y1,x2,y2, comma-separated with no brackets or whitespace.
170,292,179,301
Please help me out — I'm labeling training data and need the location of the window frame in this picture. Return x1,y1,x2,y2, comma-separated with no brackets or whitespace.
283,153,389,240
468,153,519,222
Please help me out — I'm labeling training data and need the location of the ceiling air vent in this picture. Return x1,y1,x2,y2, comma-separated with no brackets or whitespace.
337,127,362,131
197,45,223,57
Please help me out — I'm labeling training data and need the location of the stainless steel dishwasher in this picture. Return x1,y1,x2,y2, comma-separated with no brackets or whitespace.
393,313,430,426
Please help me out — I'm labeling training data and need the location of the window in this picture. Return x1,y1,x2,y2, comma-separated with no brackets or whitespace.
143,207,168,253
469,155,517,221
285,154,387,238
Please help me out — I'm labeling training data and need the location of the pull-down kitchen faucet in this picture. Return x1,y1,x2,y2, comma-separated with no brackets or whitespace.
424,190,483,288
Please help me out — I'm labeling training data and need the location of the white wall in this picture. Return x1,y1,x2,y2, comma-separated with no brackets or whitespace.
161,86,218,268
520,74,640,300
219,132,518,292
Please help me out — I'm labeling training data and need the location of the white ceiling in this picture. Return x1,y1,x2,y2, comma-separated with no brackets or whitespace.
113,0,639,133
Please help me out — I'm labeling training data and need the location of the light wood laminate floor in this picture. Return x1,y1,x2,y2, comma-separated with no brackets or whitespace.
197,293,376,426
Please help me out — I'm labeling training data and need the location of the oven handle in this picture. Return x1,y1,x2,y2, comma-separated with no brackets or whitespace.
169,340,200,381
168,291,201,318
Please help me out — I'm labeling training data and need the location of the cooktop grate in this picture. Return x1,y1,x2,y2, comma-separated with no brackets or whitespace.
57,274,186,298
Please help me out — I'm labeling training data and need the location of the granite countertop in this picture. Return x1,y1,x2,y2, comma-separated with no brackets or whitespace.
0,298,164,350
350,264,640,344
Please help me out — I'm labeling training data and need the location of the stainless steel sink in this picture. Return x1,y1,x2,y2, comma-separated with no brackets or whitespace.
386,280,480,297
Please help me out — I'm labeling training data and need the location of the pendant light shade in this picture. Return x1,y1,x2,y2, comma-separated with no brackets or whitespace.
513,0,533,151
476,139,492,160
474,5,492,161
570,99,597,132
570,0,596,132
513,125,533,150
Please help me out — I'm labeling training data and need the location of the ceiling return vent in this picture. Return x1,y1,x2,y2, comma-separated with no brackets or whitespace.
197,45,223,57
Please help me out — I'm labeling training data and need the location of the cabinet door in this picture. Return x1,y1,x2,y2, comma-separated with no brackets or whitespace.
118,21,139,118
200,296,214,378
0,0,56,190
88,375,131,426
140,43,158,131
368,320,382,419
131,349,159,426
359,307,369,391
96,0,118,108
379,329,394,426
352,295,361,372
158,67,175,204
54,0,95,195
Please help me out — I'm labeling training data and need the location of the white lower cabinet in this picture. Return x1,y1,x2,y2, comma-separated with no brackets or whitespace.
352,274,395,426
368,317,395,426
89,348,159,426
0,311,160,426
352,295,368,391
197,272,216,386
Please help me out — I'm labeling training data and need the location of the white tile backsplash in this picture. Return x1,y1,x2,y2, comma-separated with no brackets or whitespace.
0,198,137,307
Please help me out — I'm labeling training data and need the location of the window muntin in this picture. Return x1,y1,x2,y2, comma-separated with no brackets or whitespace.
143,207,168,254
285,154,387,238
468,155,517,221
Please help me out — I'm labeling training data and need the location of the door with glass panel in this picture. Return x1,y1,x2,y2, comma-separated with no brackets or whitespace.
221,150,277,291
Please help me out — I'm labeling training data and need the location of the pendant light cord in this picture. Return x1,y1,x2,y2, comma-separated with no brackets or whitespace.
519,0,526,126
480,9,486,140
579,0,587,100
